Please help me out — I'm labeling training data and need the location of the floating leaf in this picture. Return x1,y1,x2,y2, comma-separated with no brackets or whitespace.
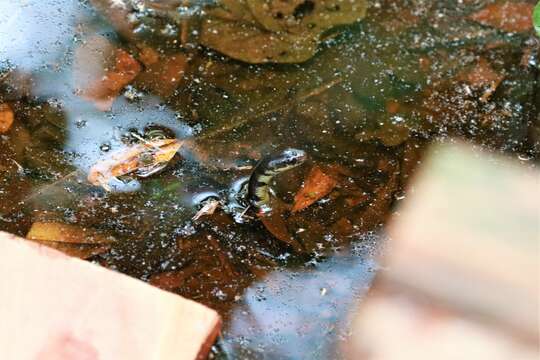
88,139,182,191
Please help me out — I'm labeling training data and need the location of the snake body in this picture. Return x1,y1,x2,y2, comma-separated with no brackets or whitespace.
248,148,307,214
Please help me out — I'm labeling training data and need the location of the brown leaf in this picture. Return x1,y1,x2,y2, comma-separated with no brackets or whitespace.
292,166,338,212
149,268,200,291
81,48,142,110
28,240,110,259
260,212,305,253
0,103,14,134
134,53,188,97
27,222,115,244
469,2,534,33
457,57,504,101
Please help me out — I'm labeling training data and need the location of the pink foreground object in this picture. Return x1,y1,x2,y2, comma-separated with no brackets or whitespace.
0,231,221,360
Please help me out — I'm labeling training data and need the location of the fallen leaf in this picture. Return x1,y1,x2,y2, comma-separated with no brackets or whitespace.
149,268,200,291
469,2,534,33
87,139,182,190
27,222,115,244
27,240,110,259
458,57,504,101
82,48,142,110
135,53,188,97
292,166,338,212
0,103,14,133
260,212,305,253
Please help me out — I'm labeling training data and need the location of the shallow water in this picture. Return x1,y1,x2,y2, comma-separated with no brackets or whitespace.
0,0,538,358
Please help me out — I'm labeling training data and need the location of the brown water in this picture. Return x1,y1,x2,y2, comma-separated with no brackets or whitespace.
0,0,538,358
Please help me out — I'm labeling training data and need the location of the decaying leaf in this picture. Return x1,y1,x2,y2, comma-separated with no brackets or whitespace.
201,0,367,63
26,222,114,259
27,222,115,244
469,2,534,33
0,103,14,134
134,52,188,97
88,139,182,190
246,0,368,34
260,211,305,252
200,18,319,63
292,165,337,212
458,57,504,102
80,47,142,110
29,241,111,259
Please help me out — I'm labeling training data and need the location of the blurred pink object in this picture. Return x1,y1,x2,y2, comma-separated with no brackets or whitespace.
0,231,220,360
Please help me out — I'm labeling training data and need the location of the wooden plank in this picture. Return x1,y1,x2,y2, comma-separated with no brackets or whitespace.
0,232,221,360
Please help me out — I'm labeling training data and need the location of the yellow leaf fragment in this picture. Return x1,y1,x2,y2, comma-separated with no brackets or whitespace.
27,222,115,244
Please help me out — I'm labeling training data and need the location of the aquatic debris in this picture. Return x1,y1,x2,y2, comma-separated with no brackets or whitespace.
88,138,182,191
469,2,535,33
193,198,221,221
0,103,14,133
292,166,337,212
457,57,504,102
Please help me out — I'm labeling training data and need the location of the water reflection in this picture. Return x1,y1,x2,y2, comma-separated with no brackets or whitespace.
222,235,383,359
0,0,80,71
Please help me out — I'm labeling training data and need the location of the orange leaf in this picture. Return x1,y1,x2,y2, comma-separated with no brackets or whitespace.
469,2,534,33
82,48,142,110
292,166,337,212
0,103,14,133
87,139,182,190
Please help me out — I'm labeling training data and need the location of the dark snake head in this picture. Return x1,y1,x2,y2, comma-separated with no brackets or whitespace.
267,148,307,172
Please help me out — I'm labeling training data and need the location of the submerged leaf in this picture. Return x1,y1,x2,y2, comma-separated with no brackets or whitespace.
292,166,337,212
469,2,534,33
200,17,319,63
201,0,367,63
0,103,14,133
27,222,115,244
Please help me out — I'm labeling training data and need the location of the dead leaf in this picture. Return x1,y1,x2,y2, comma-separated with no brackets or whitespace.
87,139,182,190
149,267,200,291
260,212,305,253
82,48,142,110
27,240,110,259
0,103,14,133
27,222,115,244
458,57,504,101
292,166,338,212
469,2,534,33
134,53,188,97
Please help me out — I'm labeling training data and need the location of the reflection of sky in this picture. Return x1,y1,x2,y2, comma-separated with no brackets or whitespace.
1,0,192,177
224,237,382,359
0,0,78,70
